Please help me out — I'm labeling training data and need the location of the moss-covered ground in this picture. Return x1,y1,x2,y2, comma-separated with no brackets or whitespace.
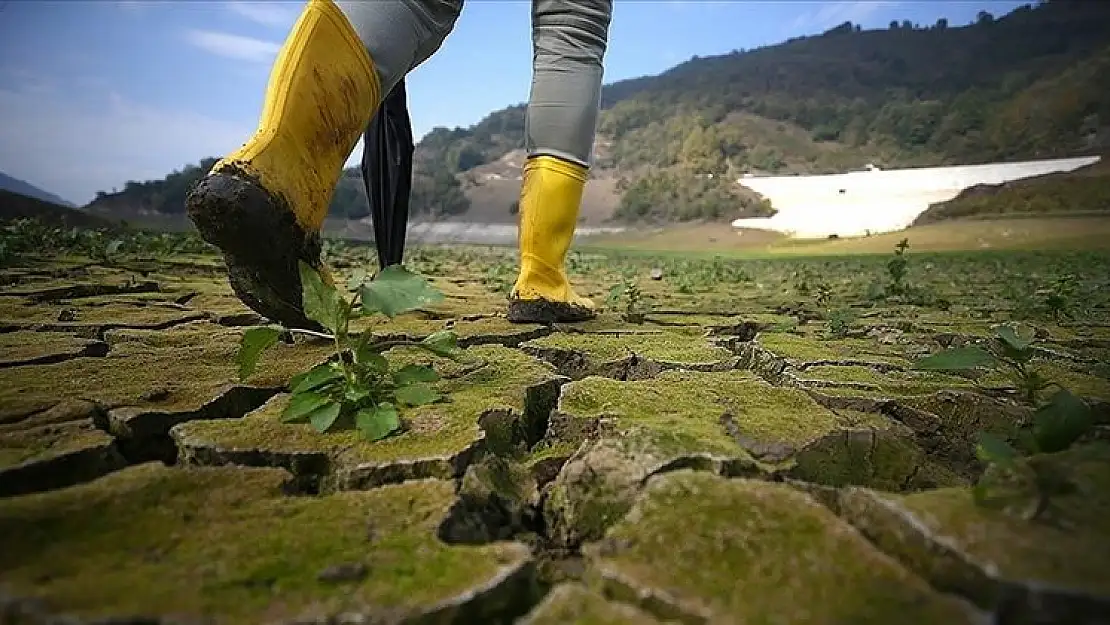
1,233,1108,623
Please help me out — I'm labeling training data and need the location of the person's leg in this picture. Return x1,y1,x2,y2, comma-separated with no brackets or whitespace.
508,0,612,324
186,0,462,330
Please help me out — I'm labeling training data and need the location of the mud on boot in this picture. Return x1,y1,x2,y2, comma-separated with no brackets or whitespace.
507,297,596,325
186,170,326,331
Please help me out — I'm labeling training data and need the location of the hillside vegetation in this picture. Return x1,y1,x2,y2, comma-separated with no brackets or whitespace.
913,154,1110,225
86,0,1110,225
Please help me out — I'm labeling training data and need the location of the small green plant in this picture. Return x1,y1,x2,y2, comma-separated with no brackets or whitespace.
481,260,515,295
90,239,125,265
970,387,1093,519
607,273,650,323
793,266,820,295
914,323,1095,518
824,308,857,339
886,238,911,295
673,274,696,295
1038,273,1081,321
914,323,1051,405
237,262,463,442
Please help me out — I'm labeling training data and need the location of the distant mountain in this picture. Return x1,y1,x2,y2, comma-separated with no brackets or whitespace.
0,188,121,231
0,172,75,208
87,0,1110,226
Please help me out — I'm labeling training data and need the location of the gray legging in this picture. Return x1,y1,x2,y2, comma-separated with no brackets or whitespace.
337,0,612,168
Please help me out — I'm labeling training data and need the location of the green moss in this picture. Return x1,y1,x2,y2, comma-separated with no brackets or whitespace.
758,333,908,365
642,312,739,327
0,298,205,329
0,331,103,365
350,313,442,338
899,391,1030,448
584,471,976,625
557,370,842,454
520,583,663,625
1036,362,1110,402
173,345,560,489
175,291,256,317
0,324,331,421
525,328,732,365
833,409,900,430
355,314,547,346
790,429,966,491
0,422,113,469
798,365,976,397
528,439,580,466
0,463,531,622
543,371,907,546
840,443,1110,605
557,374,727,457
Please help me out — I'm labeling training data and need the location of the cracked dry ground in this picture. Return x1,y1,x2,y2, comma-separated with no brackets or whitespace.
2,249,1110,625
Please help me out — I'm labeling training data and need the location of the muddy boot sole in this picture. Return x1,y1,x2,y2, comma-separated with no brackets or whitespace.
185,170,324,331
506,298,597,324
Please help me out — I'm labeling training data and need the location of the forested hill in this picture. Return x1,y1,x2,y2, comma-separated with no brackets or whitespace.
87,0,1110,224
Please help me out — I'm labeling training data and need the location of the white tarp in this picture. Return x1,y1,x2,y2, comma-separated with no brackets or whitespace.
730,156,1101,238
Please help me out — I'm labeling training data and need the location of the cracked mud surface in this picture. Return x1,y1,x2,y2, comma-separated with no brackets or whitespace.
2,246,1109,624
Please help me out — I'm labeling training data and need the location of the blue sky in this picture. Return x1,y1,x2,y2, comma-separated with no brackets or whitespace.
0,0,1028,205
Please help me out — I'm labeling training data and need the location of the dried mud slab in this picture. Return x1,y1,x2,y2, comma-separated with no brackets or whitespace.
0,323,331,433
891,390,1032,471
518,582,664,625
541,370,947,546
980,360,1110,404
0,400,127,497
170,290,266,325
0,297,206,335
0,331,108,367
840,443,1110,624
173,345,565,492
522,329,738,380
753,332,910,369
795,364,977,399
0,463,538,624
582,471,980,625
0,280,161,302
359,315,552,349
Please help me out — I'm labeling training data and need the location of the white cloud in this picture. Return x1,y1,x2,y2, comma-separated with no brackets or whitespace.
0,78,366,206
226,1,300,29
790,1,897,33
185,29,281,63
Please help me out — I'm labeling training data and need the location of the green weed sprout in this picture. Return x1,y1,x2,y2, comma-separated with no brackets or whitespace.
914,323,1095,518
914,324,1053,405
607,272,650,323
236,261,463,442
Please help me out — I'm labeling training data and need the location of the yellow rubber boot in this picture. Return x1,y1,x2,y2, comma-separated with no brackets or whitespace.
186,0,379,330
507,155,597,324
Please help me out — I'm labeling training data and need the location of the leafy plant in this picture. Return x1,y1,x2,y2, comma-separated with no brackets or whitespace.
914,323,1051,405
824,307,857,339
971,388,1093,519
876,237,911,297
607,272,650,323
237,262,463,442
914,323,1095,518
1027,273,1086,322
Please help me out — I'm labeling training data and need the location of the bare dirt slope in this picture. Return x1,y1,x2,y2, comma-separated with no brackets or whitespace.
455,149,623,225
